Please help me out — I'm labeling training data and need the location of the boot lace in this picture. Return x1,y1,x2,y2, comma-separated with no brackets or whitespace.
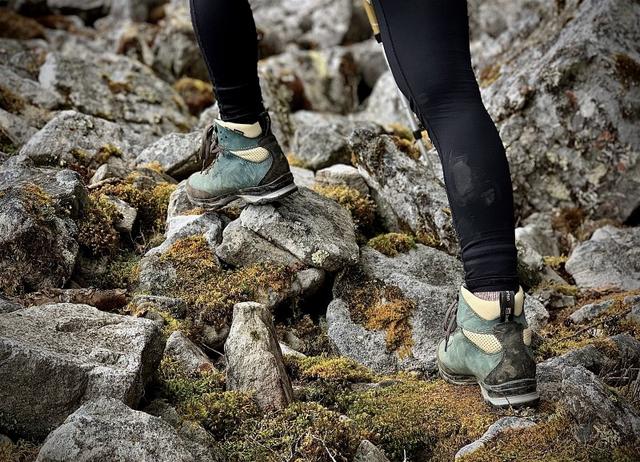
443,294,459,352
199,124,222,173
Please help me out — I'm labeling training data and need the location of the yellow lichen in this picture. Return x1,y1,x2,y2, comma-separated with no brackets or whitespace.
286,152,306,168
479,62,502,88
368,233,416,257
391,136,421,161
313,184,376,230
340,277,415,358
173,77,215,115
543,255,568,271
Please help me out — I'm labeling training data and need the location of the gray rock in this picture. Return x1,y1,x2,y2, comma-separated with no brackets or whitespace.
196,103,220,130
361,71,411,127
89,160,130,184
515,228,565,288
0,167,87,294
0,304,164,440
105,196,137,233
130,294,188,320
0,38,49,81
291,166,315,189
291,118,380,170
625,295,640,324
327,245,463,373
515,223,560,258
315,163,369,196
18,111,146,168
455,417,536,459
143,400,219,462
166,180,193,220
135,131,202,178
0,295,22,314
164,331,214,375
349,129,458,254
225,302,294,412
555,334,640,377
524,295,549,332
279,343,306,359
36,398,200,462
216,219,304,268
0,64,62,111
480,0,640,222
238,188,359,271
251,0,353,52
566,226,640,290
346,39,387,91
0,108,37,150
151,3,208,82
569,299,615,324
38,50,194,140
259,46,360,116
354,439,390,462
537,358,640,442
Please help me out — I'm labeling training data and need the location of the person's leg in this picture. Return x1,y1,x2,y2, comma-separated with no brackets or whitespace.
186,0,296,208
189,0,264,123
372,0,537,407
372,0,518,294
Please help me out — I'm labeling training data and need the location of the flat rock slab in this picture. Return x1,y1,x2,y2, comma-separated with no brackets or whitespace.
0,303,164,440
566,225,640,290
36,398,200,462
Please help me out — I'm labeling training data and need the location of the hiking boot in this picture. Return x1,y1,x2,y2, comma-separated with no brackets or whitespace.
437,285,539,408
186,112,297,209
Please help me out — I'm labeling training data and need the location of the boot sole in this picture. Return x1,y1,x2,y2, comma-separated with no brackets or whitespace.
187,173,298,210
438,363,539,408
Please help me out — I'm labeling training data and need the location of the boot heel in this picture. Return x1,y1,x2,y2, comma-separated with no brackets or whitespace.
479,378,539,408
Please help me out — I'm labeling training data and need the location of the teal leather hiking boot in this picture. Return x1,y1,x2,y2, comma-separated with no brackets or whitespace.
437,286,539,408
186,112,297,209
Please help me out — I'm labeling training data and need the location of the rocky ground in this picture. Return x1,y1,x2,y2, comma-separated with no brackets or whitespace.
0,0,639,461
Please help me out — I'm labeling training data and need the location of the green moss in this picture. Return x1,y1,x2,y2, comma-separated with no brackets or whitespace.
0,131,18,156
221,402,364,461
77,193,122,257
460,411,640,462
287,355,375,383
614,53,640,89
415,229,442,249
95,176,175,235
313,184,376,232
536,290,640,359
100,251,141,290
157,236,295,333
368,233,416,257
338,377,497,461
0,438,40,462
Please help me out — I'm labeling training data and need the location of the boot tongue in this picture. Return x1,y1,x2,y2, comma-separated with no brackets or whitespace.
215,119,262,138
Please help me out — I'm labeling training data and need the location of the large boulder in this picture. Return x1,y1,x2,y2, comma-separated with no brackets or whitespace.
0,304,164,440
235,188,359,272
349,129,458,253
18,110,147,168
565,225,640,290
38,49,194,140
225,302,294,412
0,167,87,294
480,0,640,222
327,245,463,373
36,398,203,462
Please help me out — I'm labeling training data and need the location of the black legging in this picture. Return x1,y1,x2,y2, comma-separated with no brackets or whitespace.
189,0,519,293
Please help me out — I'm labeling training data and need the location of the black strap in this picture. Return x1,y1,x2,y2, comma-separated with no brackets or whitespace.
499,291,515,322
